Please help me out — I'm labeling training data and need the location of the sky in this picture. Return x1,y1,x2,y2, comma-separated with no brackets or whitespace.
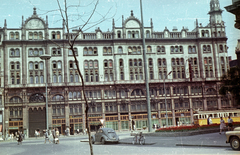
0,0,239,59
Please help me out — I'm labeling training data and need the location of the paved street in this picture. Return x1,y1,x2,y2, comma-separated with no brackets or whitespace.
0,132,239,155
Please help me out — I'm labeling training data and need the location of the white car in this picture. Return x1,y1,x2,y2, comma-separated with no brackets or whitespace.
226,127,240,150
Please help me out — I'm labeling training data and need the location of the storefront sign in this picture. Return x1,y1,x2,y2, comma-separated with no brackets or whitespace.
9,127,18,129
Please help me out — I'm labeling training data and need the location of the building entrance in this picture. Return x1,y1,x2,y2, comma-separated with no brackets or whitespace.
29,108,46,137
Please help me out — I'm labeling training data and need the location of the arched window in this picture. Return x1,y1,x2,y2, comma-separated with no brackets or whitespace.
88,47,93,55
39,32,43,39
58,75,62,83
117,31,121,38
149,58,153,66
52,31,56,39
135,31,139,38
40,75,44,83
69,92,73,99
75,74,79,82
35,75,39,83
29,32,33,40
57,61,61,69
15,32,19,40
83,47,88,55
118,47,123,53
30,75,34,84
10,32,14,40
10,49,15,56
146,30,150,38
147,46,152,52
34,48,39,56
15,49,20,56
29,62,33,70
128,31,131,38
94,60,98,68
137,46,141,54
70,74,74,82
53,74,57,83
57,31,61,39
34,32,38,39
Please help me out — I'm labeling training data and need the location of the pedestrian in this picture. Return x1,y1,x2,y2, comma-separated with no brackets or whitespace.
10,133,14,141
35,130,38,139
52,128,56,143
17,131,22,145
44,130,51,144
55,128,60,144
228,116,233,131
207,116,210,125
219,117,226,134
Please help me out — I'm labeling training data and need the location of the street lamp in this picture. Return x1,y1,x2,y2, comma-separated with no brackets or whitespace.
164,71,172,127
40,54,51,131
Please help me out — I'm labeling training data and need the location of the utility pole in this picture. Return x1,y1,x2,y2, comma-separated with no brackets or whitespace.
140,0,152,132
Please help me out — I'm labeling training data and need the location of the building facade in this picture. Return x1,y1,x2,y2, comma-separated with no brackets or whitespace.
1,0,232,137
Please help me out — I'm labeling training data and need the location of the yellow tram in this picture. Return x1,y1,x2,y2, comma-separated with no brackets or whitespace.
193,109,240,126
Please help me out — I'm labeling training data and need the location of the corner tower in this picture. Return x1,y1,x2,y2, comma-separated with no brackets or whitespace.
208,0,223,25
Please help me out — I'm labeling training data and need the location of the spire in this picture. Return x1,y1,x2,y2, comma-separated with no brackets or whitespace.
112,18,115,28
62,19,65,28
22,16,24,27
150,18,153,27
4,19,7,28
46,15,48,27
122,15,124,27
33,7,37,15
131,10,134,16
196,19,198,27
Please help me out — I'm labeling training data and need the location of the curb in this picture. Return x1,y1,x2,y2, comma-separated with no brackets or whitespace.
133,128,220,137
80,140,155,145
176,143,230,148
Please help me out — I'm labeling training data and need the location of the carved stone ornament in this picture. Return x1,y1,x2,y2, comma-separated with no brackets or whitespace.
26,19,44,29
29,93,45,103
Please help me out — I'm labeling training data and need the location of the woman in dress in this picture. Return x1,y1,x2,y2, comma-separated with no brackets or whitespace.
219,117,226,134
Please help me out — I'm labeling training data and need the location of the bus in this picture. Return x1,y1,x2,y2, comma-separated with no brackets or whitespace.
193,109,240,126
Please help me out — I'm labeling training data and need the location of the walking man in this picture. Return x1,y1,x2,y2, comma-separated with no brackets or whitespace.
44,130,51,144
228,116,233,131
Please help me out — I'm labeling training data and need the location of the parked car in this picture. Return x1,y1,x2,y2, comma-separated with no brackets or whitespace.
226,127,240,150
91,128,119,144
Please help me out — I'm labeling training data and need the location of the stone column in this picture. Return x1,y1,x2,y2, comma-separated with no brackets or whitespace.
217,97,221,110
82,102,85,133
203,98,207,111
65,104,69,128
22,106,29,138
4,107,9,136
171,99,176,126
48,105,52,129
189,98,193,124
158,101,162,127
102,102,106,127
117,102,121,132
128,102,131,131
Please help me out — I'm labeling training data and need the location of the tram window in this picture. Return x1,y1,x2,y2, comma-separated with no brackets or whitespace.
214,114,218,118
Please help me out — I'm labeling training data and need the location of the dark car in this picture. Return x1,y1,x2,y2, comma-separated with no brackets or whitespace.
91,128,119,144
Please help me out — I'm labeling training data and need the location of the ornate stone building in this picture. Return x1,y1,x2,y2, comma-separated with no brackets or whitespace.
0,0,232,137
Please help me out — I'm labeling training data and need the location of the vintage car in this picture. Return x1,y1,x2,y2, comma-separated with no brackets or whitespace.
91,128,119,144
226,127,240,150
